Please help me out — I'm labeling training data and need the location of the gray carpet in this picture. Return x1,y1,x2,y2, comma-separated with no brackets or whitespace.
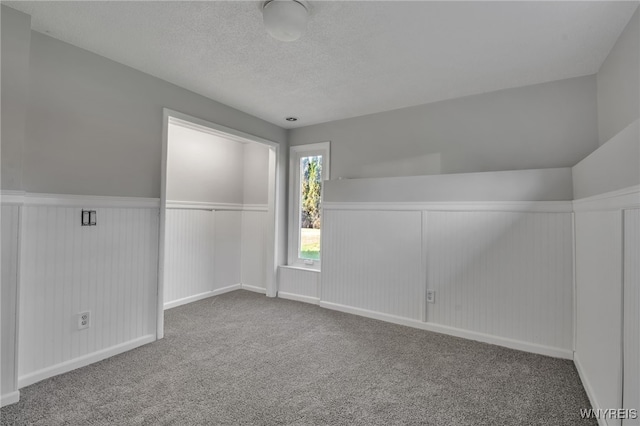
2,290,594,425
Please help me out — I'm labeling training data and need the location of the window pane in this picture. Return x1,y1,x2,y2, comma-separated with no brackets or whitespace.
299,155,322,260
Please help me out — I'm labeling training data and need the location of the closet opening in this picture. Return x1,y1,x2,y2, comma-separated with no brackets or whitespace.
157,109,280,338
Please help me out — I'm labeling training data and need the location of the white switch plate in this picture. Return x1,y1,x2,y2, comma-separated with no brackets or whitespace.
78,311,90,330
426,290,436,304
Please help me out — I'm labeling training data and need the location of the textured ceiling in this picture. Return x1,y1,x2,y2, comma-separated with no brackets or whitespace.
4,1,638,129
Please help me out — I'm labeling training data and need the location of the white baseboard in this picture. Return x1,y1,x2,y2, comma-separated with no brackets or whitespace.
319,301,573,360
0,391,20,407
241,284,267,294
420,321,574,360
277,291,320,305
18,334,155,389
574,353,608,426
163,284,241,310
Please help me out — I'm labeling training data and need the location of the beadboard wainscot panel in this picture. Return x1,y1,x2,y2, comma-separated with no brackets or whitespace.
278,266,320,304
18,195,159,387
164,208,216,309
1,199,21,406
574,208,624,421
426,210,573,356
241,209,268,293
573,186,640,423
321,209,424,320
214,210,242,290
623,208,640,424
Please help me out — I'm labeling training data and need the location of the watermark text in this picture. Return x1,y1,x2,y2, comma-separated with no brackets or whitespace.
580,408,638,420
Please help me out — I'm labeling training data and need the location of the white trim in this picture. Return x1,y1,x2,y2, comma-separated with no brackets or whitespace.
572,211,577,353
1,191,161,208
278,264,321,273
1,190,26,205
166,200,268,212
166,200,242,210
18,192,160,208
277,291,320,305
264,146,279,298
18,334,155,389
163,284,241,310
243,204,270,212
288,142,331,268
0,391,20,407
319,301,574,360
290,142,332,157
322,200,573,212
421,320,574,360
573,185,640,212
241,284,267,294
167,114,278,148
574,353,608,426
14,204,24,394
160,109,282,332
421,211,429,323
284,263,321,272
158,109,170,340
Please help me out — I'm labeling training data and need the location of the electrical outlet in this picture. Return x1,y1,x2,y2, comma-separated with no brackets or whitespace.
78,311,90,330
426,290,436,304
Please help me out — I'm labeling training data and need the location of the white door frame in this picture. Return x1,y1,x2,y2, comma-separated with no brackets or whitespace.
157,108,281,339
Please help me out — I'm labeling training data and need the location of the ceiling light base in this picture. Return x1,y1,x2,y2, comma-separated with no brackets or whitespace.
262,0,310,42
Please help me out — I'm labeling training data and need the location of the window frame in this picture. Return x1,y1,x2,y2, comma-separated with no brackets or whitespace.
288,142,330,269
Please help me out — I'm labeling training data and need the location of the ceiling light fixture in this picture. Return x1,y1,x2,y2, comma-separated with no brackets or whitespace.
285,117,298,122
262,0,309,42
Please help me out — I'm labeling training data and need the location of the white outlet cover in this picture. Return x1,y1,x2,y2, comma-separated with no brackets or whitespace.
426,290,436,304
78,311,91,329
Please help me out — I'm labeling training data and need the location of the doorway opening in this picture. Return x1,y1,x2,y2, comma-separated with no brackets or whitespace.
157,109,280,338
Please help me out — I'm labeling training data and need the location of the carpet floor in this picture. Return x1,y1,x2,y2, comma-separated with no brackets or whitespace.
1,290,595,425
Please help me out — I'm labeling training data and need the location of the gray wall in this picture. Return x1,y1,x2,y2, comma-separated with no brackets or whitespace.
572,7,640,199
11,25,285,198
1,7,31,190
166,123,245,204
166,123,270,205
243,142,270,205
324,168,573,203
573,119,639,199
289,75,598,179
597,7,639,146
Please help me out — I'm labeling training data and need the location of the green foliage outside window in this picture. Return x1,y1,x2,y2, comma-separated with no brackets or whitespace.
300,156,322,260
301,156,322,229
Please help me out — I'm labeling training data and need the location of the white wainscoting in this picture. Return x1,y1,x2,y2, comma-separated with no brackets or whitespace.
1,204,21,406
574,208,624,423
278,266,320,304
426,211,573,353
18,202,159,388
320,203,575,359
241,210,267,291
569,185,640,426
321,210,425,320
164,204,268,308
623,209,639,424
164,209,216,308
214,211,242,289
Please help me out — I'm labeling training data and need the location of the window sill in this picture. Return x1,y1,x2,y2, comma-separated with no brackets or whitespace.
280,265,321,273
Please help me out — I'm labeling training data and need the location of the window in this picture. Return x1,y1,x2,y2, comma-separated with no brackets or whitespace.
289,142,330,268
